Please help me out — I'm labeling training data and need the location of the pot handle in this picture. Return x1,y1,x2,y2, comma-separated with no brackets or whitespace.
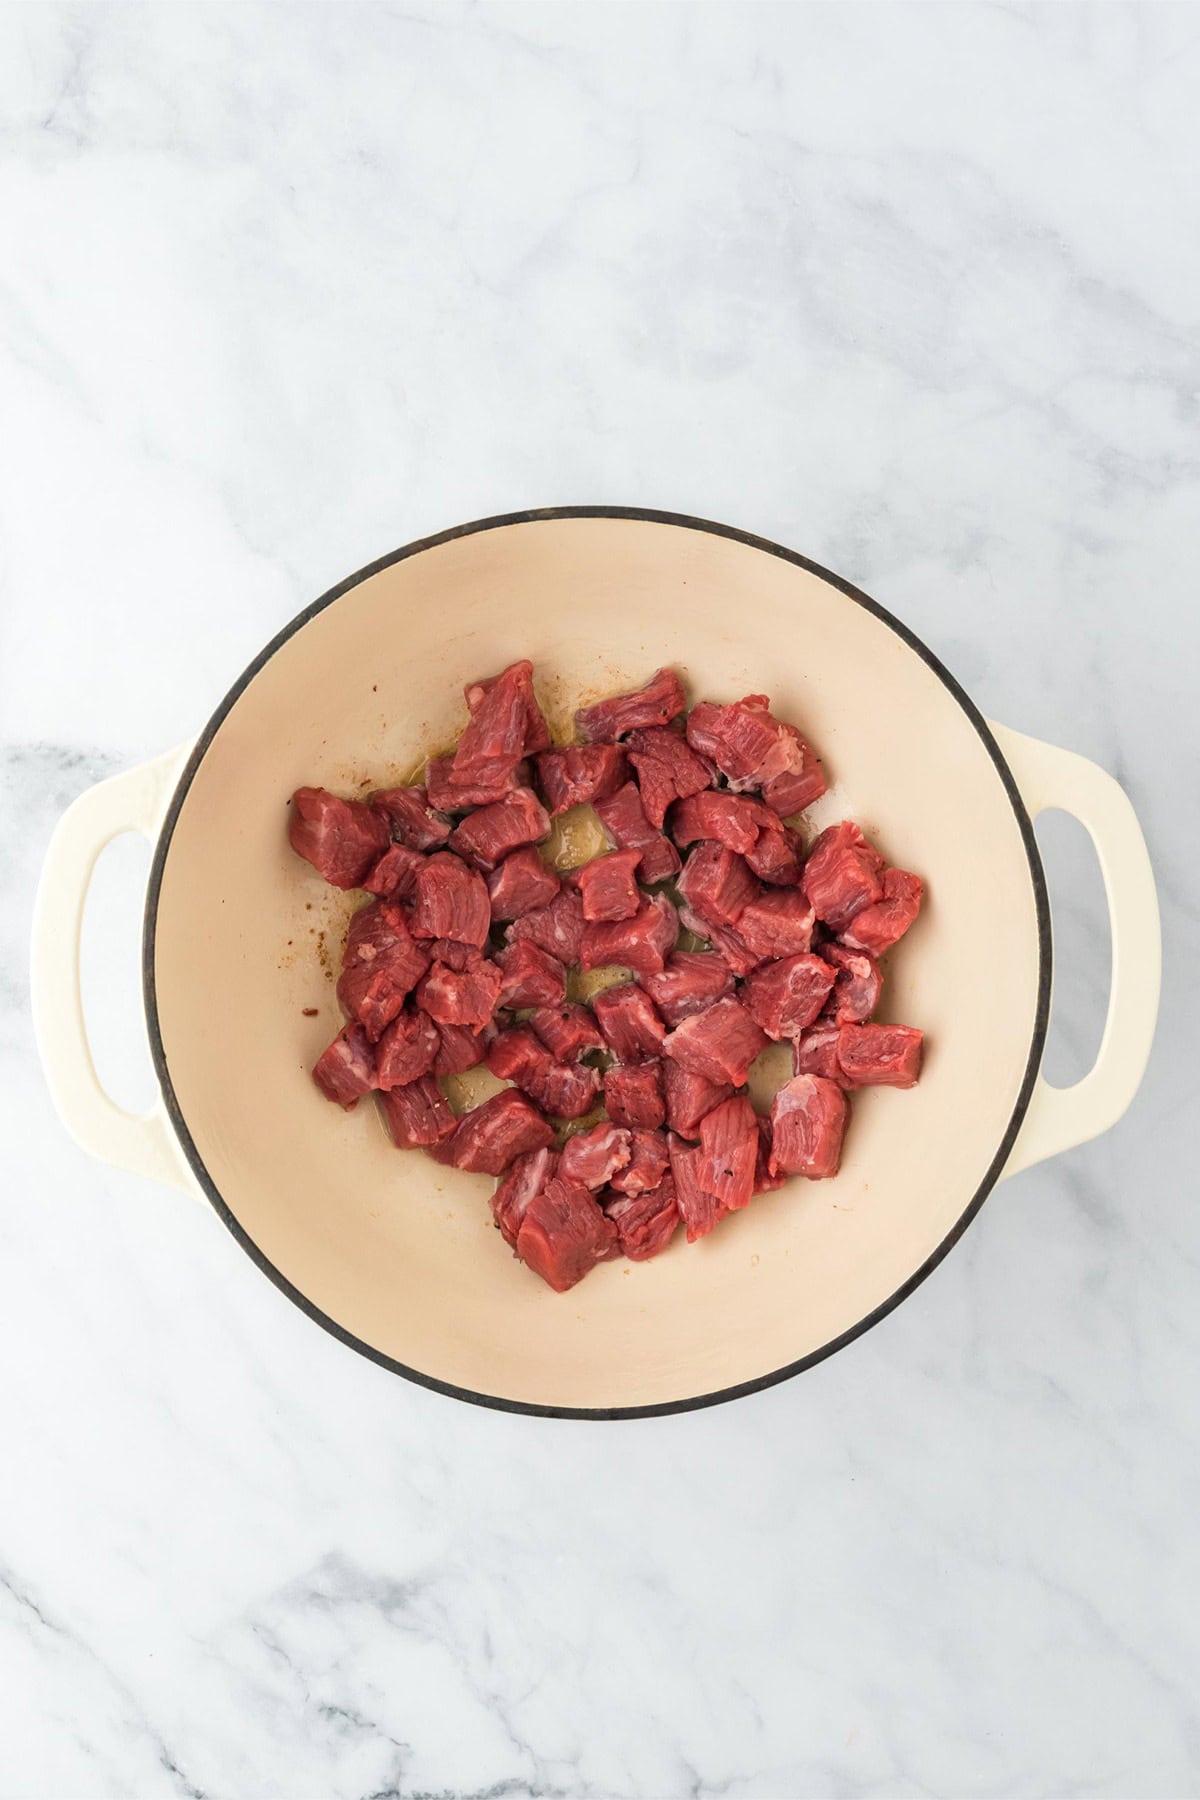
989,722,1160,1179
31,745,197,1193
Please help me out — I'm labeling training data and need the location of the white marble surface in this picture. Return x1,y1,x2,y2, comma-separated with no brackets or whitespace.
2,2,1197,1795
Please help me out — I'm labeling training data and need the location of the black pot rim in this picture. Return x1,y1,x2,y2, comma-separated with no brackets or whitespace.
142,506,1052,1421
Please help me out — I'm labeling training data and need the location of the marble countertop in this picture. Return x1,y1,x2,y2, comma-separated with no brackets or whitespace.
2,4,1197,1795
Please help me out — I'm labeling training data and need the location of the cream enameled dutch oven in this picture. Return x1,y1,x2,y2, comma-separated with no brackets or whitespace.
32,510,1161,1417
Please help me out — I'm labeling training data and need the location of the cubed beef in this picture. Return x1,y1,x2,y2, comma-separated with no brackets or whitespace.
411,853,490,947
640,951,735,1027
515,1178,620,1292
698,1096,759,1212
837,1022,924,1088
840,867,925,956
802,822,886,933
669,791,771,855
447,1088,555,1174
792,1022,844,1082
312,1023,377,1109
604,1177,681,1262
427,937,477,972
449,787,551,872
434,1021,488,1076
558,1121,633,1190
676,904,764,977
363,842,425,900
744,819,804,886
580,893,679,976
759,726,826,817
607,1127,670,1197
493,939,568,1008
289,787,391,888
452,659,541,788
507,887,586,963
662,996,768,1085
819,941,882,1023
685,698,779,783
375,1007,440,1089
594,782,681,884
626,726,713,827
425,754,526,812
486,1027,600,1119
592,983,665,1061
753,1115,787,1193
576,667,687,743
378,1074,457,1149
744,954,837,1041
487,845,560,920
528,1002,605,1062
736,888,816,959
415,953,505,1027
769,1075,847,1178
491,1146,557,1249
574,847,642,922
669,1135,724,1242
604,1060,666,1129
535,744,628,815
337,901,432,1041
677,841,758,928
662,1058,734,1138
370,785,452,851
464,659,549,756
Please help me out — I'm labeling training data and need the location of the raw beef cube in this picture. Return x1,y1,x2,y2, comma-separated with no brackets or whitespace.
769,1075,847,1179
507,887,586,964
416,953,505,1027
434,1021,488,1076
669,791,771,855
515,1178,620,1292
744,954,837,1041
841,868,925,956
792,1022,844,1083
698,1096,759,1212
487,846,561,920
663,996,768,1085
378,1074,457,1149
837,1022,924,1088
289,787,391,889
535,744,628,815
608,1128,670,1197
312,1023,377,1109
427,937,477,972
669,1135,724,1242
411,853,490,948
676,904,764,978
594,782,681,884
558,1121,633,1190
493,939,568,1008
375,1007,440,1089
528,1002,605,1062
425,754,526,813
580,893,679,976
363,842,424,900
802,822,886,933
685,699,779,784
760,726,826,817
593,983,666,1061
576,667,687,743
662,1058,734,1138
640,951,735,1027
448,1088,555,1174
452,659,540,788
819,941,882,1023
450,787,551,872
491,1146,557,1249
753,1115,787,1194
605,1178,681,1262
736,888,816,959
604,1060,666,1129
744,819,803,886
370,785,452,851
465,659,549,756
486,1026,600,1119
574,847,642,922
337,901,431,1041
625,726,713,828
677,841,758,928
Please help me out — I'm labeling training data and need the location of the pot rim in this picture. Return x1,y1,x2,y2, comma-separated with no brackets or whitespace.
142,506,1053,1420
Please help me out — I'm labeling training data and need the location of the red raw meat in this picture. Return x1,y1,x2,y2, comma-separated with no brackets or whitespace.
698,1096,759,1212
515,1178,619,1292
662,1058,734,1138
449,787,551,872
669,1135,724,1242
605,1177,680,1261
559,1121,633,1189
580,893,679,976
411,853,490,948
593,983,665,1061
535,745,628,815
528,1002,605,1062
676,903,763,978
491,1146,557,1248
791,1022,844,1083
427,938,477,972
312,1023,377,1109
416,953,505,1027
576,668,687,743
378,1074,457,1149
802,822,886,933
769,1075,847,1178
493,939,568,1008
841,867,925,956
486,1027,600,1119
744,953,837,1041
337,901,431,1041
736,888,816,959
685,699,779,783
677,841,758,928
626,726,713,828
819,941,881,1023
670,791,772,855
448,1088,555,1174
465,659,549,756
663,996,768,1085
289,787,391,889
837,1022,923,1088
507,887,586,963
744,818,803,886
363,843,424,900
608,1127,670,1196
425,754,526,812
434,1022,488,1076
487,846,560,920
753,1115,787,1193
375,1007,440,1089
574,847,642,922
604,1060,666,1129
760,727,826,817
452,659,541,788
370,785,451,851
594,782,681,885
641,952,735,1027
